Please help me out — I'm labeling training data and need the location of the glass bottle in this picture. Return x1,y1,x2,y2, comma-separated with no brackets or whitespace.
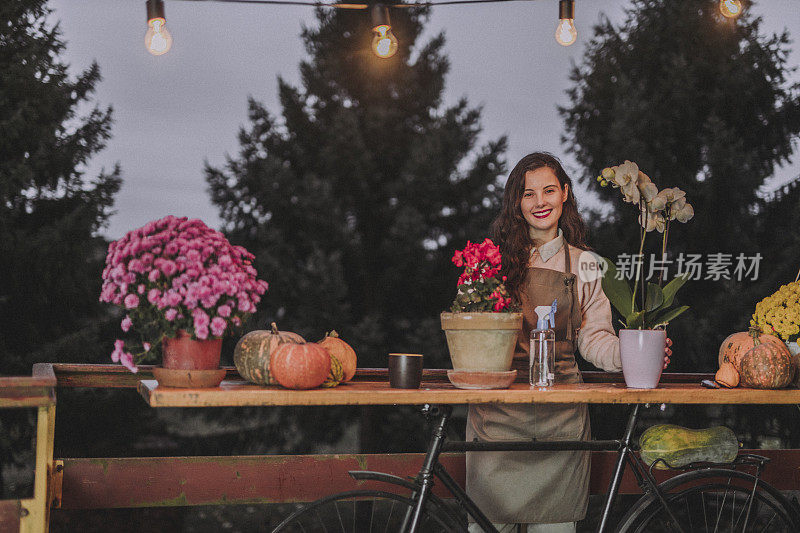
530,320,555,387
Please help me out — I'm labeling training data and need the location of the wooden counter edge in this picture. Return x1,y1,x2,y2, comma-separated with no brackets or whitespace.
138,380,800,407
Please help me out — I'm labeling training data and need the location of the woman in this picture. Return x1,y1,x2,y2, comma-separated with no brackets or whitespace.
466,153,670,533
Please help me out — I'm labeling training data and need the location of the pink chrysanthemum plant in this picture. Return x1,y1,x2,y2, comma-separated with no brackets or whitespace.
100,215,269,372
450,238,518,313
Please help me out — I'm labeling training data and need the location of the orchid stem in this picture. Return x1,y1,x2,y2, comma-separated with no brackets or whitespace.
631,199,646,325
658,206,671,287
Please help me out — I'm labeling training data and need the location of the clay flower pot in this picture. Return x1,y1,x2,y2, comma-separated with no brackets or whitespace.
154,330,225,388
619,329,666,389
162,329,223,370
440,312,522,371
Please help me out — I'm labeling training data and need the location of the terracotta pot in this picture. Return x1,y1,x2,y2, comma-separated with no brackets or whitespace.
440,312,523,372
619,329,666,389
162,330,223,370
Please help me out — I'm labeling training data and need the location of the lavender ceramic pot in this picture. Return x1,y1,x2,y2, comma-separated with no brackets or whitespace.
619,329,666,389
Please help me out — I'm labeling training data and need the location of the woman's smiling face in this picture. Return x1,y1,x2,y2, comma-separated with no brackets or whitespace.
520,167,569,239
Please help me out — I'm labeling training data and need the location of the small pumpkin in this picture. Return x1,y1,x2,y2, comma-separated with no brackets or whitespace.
718,327,783,371
234,323,305,385
321,354,344,388
319,330,357,382
739,341,793,389
715,362,739,388
270,342,331,389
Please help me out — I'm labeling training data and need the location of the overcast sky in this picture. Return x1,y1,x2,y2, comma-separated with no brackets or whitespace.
49,0,800,239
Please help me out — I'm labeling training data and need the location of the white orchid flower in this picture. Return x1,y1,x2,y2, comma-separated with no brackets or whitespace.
638,211,666,232
611,161,640,203
658,187,686,203
637,171,659,202
674,203,694,223
648,195,667,212
615,160,639,185
621,178,640,204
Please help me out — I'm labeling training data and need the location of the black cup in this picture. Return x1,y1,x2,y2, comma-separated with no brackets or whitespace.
388,353,423,389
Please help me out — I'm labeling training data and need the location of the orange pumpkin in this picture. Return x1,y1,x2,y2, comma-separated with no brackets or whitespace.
270,342,331,389
319,330,357,382
233,323,305,385
715,362,739,388
739,342,793,389
718,327,783,371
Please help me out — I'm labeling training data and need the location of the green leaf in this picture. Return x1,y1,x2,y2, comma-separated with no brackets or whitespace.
645,283,664,312
661,274,689,308
626,310,645,329
600,257,634,317
646,306,690,329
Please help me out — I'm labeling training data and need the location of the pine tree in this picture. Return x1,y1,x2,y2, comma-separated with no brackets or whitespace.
0,0,122,497
207,5,506,452
560,0,800,371
207,6,506,368
0,0,121,375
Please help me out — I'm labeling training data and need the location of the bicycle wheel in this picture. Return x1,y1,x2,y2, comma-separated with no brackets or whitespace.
270,489,465,532
617,468,800,532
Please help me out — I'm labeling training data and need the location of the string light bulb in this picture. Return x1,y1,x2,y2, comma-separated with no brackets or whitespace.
555,0,577,47
370,5,398,59
719,0,743,19
145,0,173,56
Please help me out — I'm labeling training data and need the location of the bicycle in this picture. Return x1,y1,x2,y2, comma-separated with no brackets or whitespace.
270,403,800,532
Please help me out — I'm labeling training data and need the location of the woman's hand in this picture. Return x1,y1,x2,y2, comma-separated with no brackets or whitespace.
664,337,672,369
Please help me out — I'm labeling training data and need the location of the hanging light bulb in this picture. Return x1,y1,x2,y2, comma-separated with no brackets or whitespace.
145,0,173,56
370,5,398,59
555,0,577,47
719,0,743,19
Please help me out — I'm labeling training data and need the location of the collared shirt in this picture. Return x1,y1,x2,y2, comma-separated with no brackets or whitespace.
527,228,622,372
530,228,565,263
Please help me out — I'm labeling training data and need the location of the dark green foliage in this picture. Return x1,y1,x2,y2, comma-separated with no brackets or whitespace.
0,0,121,497
561,0,800,372
0,0,121,374
207,6,506,452
206,6,506,369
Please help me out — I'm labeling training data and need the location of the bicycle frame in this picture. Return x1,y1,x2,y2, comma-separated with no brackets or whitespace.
361,403,763,533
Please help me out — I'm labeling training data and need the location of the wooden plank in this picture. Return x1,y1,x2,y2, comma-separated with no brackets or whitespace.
56,450,800,509
0,500,20,533
589,449,800,494
0,365,55,407
138,379,800,408
40,364,715,389
0,366,55,408
58,454,466,509
0,387,55,408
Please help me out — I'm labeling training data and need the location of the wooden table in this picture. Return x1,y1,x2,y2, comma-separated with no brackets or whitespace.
138,378,800,407
26,365,800,525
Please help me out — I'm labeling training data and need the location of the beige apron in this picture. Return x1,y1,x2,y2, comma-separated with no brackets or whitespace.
466,243,589,524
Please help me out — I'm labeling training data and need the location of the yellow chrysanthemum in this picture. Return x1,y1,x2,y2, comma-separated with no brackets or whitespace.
752,281,800,342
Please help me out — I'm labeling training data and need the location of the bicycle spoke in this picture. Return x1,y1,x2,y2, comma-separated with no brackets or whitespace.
702,491,708,533
384,500,395,533
732,488,753,531
333,499,345,532
757,511,777,533
617,470,797,533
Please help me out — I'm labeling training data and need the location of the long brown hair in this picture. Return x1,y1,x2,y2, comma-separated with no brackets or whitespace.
491,152,589,297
